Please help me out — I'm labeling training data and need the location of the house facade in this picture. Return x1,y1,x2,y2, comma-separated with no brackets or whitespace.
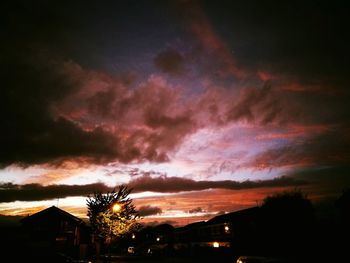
173,207,260,253
21,206,90,258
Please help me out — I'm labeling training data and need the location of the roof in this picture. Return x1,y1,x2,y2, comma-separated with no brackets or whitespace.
21,206,84,225
174,207,260,232
177,220,207,231
208,206,260,224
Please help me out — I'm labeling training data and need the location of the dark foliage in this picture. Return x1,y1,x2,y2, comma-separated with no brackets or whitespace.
258,190,315,256
335,188,350,223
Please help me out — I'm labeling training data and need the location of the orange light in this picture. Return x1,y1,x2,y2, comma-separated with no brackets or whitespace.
224,226,230,232
213,242,219,248
112,203,122,212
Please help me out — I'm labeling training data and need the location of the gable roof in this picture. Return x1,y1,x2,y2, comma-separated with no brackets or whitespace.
177,220,207,231
208,206,259,224
21,206,83,225
174,207,260,233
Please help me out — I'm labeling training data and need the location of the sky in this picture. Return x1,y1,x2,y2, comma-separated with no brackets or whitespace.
1,0,350,226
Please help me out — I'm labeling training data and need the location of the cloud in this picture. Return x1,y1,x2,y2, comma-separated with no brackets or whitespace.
137,205,162,217
174,0,247,79
294,166,350,185
1,2,200,168
225,83,283,125
246,125,350,169
0,182,110,202
0,43,197,167
0,47,125,167
0,175,308,202
2,0,349,195
264,166,350,205
189,207,203,214
154,48,185,75
127,168,166,177
129,174,307,193
79,73,199,162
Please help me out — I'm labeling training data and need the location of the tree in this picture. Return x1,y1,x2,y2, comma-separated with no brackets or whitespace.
261,190,314,223
259,190,315,255
335,188,350,224
86,185,140,242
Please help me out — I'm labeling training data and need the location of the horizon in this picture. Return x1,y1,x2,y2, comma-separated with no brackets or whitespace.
0,186,343,227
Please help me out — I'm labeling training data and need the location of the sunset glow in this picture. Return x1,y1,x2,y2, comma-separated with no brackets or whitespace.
1,0,349,227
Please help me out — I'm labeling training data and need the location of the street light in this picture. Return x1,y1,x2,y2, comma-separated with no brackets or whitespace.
112,203,122,213
107,203,122,259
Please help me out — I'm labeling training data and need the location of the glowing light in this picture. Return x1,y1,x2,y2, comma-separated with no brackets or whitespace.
224,225,230,232
213,242,219,248
112,203,122,212
132,234,136,239
156,237,160,242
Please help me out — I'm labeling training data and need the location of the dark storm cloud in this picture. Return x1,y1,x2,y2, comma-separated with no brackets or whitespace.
0,1,198,167
0,182,110,202
290,166,350,188
129,174,307,193
0,1,124,166
0,49,124,167
0,176,307,202
154,48,185,75
137,205,162,216
284,166,350,202
2,0,349,173
0,20,193,167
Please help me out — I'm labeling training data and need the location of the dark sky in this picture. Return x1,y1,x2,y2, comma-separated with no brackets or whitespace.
1,0,349,222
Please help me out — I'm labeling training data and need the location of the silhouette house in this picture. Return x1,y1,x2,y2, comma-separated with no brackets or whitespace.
21,206,90,258
174,207,259,252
